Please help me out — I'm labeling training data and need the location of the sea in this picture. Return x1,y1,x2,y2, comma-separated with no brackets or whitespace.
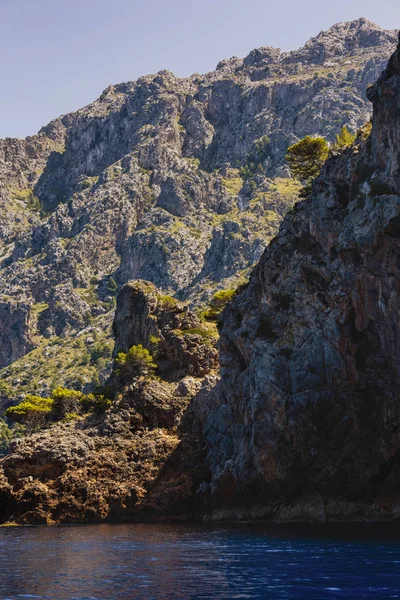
0,522,399,599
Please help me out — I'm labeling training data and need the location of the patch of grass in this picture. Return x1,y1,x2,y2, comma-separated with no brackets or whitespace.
180,322,219,346
158,295,179,310
31,302,49,316
222,177,243,196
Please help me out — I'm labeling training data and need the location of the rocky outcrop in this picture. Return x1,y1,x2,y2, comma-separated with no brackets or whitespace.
0,118,66,246
0,282,217,524
0,19,396,389
0,301,33,367
205,32,400,522
112,281,218,380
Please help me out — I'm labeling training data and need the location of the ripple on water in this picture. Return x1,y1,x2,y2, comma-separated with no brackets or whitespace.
0,523,399,599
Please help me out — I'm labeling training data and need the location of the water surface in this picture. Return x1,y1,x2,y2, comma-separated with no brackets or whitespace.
0,523,400,599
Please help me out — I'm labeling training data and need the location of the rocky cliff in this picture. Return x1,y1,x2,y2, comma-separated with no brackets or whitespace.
206,31,400,521
0,19,396,401
1,19,400,525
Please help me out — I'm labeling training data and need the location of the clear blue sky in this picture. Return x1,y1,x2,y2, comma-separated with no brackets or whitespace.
1,0,399,139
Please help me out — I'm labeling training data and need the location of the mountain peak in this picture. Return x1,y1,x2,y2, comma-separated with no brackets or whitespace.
306,17,396,49
237,19,396,72
284,17,398,65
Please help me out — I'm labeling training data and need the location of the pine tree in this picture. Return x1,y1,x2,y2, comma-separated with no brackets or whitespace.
333,125,356,150
286,136,329,183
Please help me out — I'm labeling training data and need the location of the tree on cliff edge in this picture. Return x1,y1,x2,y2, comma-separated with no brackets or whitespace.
286,136,329,197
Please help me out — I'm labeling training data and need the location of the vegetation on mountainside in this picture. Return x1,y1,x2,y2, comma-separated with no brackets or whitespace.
221,172,243,196
286,136,329,182
0,312,114,403
286,136,329,197
199,289,238,321
286,125,361,197
158,295,179,310
4,386,111,435
115,345,157,378
5,395,54,430
359,121,373,141
239,136,271,180
332,125,357,150
0,419,25,456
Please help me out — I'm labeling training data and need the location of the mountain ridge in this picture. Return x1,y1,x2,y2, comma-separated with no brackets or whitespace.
0,18,396,400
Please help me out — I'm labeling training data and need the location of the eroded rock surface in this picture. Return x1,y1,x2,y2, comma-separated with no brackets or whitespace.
206,32,400,522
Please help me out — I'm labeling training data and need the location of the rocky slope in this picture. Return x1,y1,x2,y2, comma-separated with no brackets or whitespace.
0,19,396,401
0,281,218,523
206,31,400,521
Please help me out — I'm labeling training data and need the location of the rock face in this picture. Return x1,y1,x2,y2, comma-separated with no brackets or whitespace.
0,19,396,395
0,281,217,524
206,32,400,521
2,20,400,525
0,301,33,369
0,119,66,245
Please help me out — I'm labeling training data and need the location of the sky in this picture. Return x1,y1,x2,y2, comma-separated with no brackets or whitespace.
1,0,399,139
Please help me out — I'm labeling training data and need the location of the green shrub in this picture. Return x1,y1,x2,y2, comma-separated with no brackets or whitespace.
5,395,54,429
239,136,271,180
81,178,96,190
286,136,329,194
332,125,356,150
51,387,84,420
116,344,157,377
80,394,111,414
200,289,237,321
107,277,118,295
62,412,80,423
181,326,218,346
359,121,372,141
90,341,113,364
0,419,12,455
0,420,26,455
0,380,13,400
80,352,91,366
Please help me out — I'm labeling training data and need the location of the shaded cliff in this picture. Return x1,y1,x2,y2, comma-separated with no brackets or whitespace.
206,32,400,521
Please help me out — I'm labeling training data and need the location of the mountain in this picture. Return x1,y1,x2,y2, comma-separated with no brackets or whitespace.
2,25,400,525
2,19,400,524
0,19,396,403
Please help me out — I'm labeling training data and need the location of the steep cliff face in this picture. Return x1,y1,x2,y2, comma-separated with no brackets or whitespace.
206,33,400,521
0,19,396,392
0,119,66,247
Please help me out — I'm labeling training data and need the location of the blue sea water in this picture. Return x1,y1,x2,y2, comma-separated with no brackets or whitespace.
0,523,399,599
